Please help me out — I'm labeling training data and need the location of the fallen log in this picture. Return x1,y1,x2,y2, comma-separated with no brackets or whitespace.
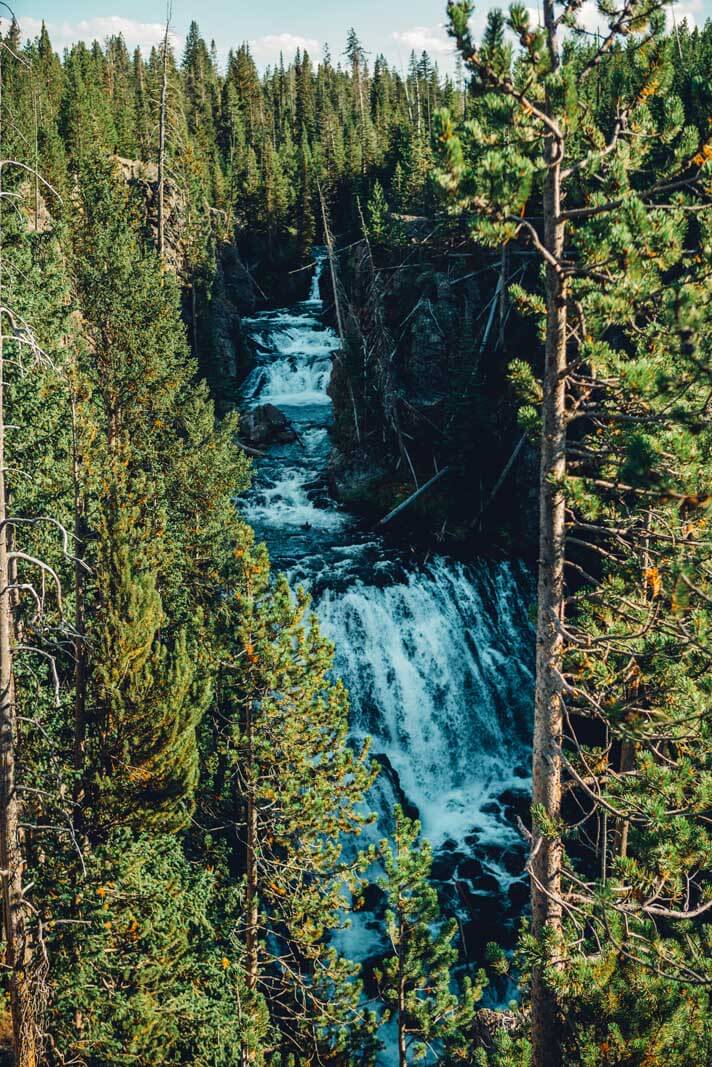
236,439,267,457
376,466,450,528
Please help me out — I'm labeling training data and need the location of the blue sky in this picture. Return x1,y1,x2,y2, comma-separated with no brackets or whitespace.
12,1,712,71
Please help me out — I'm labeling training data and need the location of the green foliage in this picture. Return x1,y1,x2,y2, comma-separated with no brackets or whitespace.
48,832,266,1066
366,180,390,243
375,807,485,1063
90,511,209,832
200,568,378,1060
440,1,712,1062
3,9,712,1065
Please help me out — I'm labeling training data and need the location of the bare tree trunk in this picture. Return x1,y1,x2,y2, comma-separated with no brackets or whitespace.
319,187,345,344
157,8,171,260
0,49,40,1067
241,699,258,1067
397,914,407,1067
0,329,38,1067
530,8,566,1064
70,389,87,782
32,91,39,233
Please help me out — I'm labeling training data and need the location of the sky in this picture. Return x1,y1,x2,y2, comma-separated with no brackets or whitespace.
11,0,712,73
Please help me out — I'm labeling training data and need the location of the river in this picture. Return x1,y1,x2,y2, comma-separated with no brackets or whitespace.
240,249,535,1010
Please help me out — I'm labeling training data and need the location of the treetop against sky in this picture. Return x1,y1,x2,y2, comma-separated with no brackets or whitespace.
14,0,712,72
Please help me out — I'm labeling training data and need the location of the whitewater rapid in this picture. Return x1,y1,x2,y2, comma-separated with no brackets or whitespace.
240,250,534,989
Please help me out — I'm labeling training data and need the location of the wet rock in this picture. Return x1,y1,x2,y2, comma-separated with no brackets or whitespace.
508,880,529,910
470,873,502,897
499,788,530,827
436,881,461,913
370,754,420,821
458,857,485,882
500,849,525,877
240,404,298,448
480,801,501,816
459,887,507,956
431,848,464,882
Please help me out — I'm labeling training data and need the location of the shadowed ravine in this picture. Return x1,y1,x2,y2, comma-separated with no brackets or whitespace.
240,250,535,1003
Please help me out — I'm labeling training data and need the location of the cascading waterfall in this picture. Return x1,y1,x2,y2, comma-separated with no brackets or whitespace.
241,250,534,998
319,557,533,853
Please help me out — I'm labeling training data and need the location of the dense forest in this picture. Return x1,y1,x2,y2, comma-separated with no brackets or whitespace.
0,1,710,1064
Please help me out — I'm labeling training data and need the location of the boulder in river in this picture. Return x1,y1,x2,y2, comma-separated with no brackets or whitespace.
240,403,298,448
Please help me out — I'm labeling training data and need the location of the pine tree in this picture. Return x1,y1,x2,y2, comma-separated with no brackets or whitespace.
203,570,377,1062
375,807,484,1065
366,179,389,244
48,831,267,1066
440,3,712,1062
104,33,138,155
70,161,213,831
296,132,316,261
90,500,209,833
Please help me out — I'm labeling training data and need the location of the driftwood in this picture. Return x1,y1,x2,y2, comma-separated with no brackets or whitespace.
236,439,266,458
376,466,450,528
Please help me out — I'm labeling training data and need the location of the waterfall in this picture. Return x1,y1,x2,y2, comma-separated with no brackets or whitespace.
242,312,335,407
318,557,533,858
240,251,535,1027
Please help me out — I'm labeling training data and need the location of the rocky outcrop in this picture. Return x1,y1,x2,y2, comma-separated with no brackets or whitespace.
323,238,540,555
240,404,297,448
114,156,187,275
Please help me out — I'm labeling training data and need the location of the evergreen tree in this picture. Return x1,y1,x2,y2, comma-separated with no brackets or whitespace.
440,3,712,1062
48,832,267,1066
366,179,389,243
375,808,484,1065
202,571,377,1061
2,12,710,1065
296,131,316,261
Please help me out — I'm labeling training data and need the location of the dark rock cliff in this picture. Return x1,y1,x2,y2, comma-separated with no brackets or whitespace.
322,235,540,558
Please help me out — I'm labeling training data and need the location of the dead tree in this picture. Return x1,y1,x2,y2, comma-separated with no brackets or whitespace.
157,2,173,260
0,14,84,1061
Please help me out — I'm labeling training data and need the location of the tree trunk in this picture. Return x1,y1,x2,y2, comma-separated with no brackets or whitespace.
241,699,258,1067
0,49,40,1064
157,17,169,260
531,9,566,1063
397,912,407,1067
612,740,636,858
319,189,345,345
0,334,39,1067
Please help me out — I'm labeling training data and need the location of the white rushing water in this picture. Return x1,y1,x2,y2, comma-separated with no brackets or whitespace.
240,252,534,1014
319,556,532,855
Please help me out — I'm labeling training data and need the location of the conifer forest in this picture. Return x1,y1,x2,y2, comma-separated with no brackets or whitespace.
0,0,710,1062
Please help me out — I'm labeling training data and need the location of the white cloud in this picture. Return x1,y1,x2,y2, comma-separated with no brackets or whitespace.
248,33,320,65
17,15,183,56
526,0,704,35
667,0,704,29
392,25,454,57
